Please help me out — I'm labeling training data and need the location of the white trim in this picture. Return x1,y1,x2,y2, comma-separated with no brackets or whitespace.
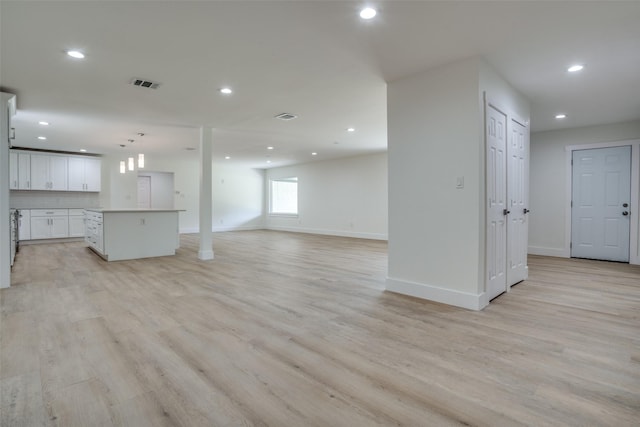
565,139,640,264
197,250,214,260
385,277,487,311
527,246,567,258
213,225,264,233
267,225,387,241
180,225,264,234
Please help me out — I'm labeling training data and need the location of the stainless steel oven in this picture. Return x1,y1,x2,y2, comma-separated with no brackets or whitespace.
10,209,18,266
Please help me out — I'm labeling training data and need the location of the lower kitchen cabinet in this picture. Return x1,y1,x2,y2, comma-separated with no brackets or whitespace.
68,209,86,237
31,217,69,239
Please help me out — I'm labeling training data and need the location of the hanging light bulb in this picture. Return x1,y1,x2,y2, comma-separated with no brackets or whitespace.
119,161,126,174
138,153,145,168
128,157,134,171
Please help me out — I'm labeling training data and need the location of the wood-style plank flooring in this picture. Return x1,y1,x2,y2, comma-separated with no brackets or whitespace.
1,230,639,426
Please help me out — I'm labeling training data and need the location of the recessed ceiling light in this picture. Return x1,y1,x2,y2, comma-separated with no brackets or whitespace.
267,146,274,150
80,149,87,152
360,7,377,19
67,50,85,59
224,156,231,160
347,127,355,132
567,64,584,73
266,160,272,163
38,121,49,126
37,136,47,140
185,147,196,151
311,152,318,156
555,114,567,119
220,87,232,94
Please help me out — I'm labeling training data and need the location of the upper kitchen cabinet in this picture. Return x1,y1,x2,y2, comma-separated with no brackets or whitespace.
30,153,68,191
17,152,31,189
68,157,101,192
9,151,18,189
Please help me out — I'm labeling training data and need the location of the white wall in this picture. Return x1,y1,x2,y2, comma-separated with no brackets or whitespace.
386,57,529,310
265,152,388,240
101,154,264,233
529,120,640,260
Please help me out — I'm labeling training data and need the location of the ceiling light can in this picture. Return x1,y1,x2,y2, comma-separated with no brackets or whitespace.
360,7,377,19
67,50,85,59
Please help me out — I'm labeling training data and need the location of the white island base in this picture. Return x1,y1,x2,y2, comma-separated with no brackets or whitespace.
85,209,181,261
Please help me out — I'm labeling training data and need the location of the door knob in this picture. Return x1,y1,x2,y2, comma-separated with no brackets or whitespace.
622,211,629,216
503,209,510,216
523,208,530,214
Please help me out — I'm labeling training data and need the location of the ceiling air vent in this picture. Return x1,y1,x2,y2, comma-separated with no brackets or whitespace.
129,77,161,89
274,113,298,121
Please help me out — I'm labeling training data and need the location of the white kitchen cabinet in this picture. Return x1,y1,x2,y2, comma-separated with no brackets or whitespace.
9,151,18,189
30,154,68,191
68,209,86,237
30,209,69,239
9,151,31,190
85,211,103,252
18,152,31,189
85,209,181,261
68,157,101,192
18,210,30,240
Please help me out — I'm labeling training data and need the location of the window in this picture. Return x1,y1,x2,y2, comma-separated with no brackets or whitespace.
270,177,298,215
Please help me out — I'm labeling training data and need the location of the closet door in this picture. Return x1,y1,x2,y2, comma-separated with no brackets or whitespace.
486,104,508,300
507,118,529,286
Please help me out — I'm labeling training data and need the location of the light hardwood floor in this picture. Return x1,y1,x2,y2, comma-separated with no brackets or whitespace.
1,231,639,426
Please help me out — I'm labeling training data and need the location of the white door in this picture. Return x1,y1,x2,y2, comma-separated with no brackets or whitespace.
137,176,151,209
486,104,508,300
507,119,529,286
571,146,631,262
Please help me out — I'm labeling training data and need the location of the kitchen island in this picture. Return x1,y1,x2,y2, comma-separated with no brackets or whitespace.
85,209,182,261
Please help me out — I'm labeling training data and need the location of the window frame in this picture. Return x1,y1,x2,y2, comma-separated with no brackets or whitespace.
268,177,299,217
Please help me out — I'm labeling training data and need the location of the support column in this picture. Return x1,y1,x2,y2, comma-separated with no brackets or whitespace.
198,126,214,260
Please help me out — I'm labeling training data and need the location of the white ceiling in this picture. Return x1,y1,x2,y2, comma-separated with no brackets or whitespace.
2,1,639,169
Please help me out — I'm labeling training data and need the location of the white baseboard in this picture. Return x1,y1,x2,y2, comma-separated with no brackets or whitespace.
385,277,487,311
266,225,388,241
180,225,264,234
527,246,568,258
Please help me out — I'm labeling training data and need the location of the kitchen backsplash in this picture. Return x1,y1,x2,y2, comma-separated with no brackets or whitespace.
10,190,101,209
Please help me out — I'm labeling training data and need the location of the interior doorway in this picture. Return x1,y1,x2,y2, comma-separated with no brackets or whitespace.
571,146,631,262
485,101,530,301
137,171,174,209
137,175,151,209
